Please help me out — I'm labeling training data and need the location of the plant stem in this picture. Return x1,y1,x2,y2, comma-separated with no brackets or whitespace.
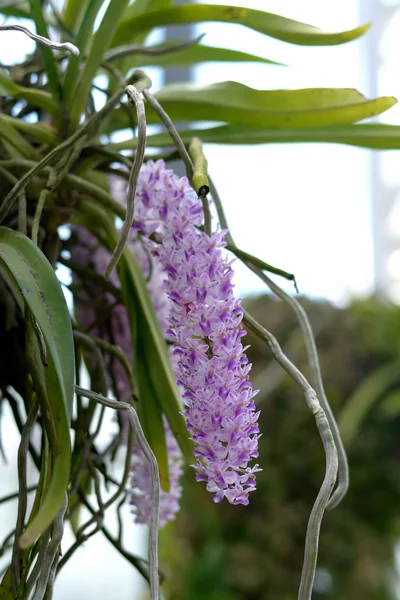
226,243,297,289
31,495,67,600
143,89,193,181
105,77,150,280
0,24,79,55
11,397,39,594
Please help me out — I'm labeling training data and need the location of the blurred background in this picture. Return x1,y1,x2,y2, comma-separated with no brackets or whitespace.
2,0,400,598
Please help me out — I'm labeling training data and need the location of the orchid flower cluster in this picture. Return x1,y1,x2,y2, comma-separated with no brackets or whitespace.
73,159,260,526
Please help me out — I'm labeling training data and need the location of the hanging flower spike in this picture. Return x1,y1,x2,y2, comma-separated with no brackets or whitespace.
135,160,261,506
129,419,183,527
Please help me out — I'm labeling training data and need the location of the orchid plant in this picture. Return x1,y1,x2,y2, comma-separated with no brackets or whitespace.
0,2,398,599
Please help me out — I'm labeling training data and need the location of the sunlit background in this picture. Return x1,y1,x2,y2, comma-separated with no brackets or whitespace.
1,0,400,598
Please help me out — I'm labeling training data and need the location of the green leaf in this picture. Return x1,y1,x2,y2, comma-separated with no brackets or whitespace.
62,0,105,105
122,0,173,21
0,584,13,600
29,0,60,97
380,389,400,418
338,360,400,446
103,83,396,132
151,83,396,128
129,123,400,150
0,69,61,121
28,440,50,527
0,115,38,159
112,4,371,48
137,42,283,68
0,114,57,146
119,245,193,464
69,0,130,129
0,228,74,547
0,1,31,19
83,169,110,191
0,561,13,599
135,341,170,491
63,0,90,33
107,0,174,94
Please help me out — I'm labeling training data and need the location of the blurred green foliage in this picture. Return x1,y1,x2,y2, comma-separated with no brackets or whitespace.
160,295,400,600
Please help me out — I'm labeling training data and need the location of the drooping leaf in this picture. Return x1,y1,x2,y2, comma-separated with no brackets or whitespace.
0,116,38,159
112,4,371,48
29,0,60,97
62,0,106,105
106,0,174,96
102,83,396,133
119,245,193,464
0,570,13,600
122,0,174,21
0,69,61,121
380,389,400,418
0,114,57,146
109,123,400,151
137,42,283,68
69,0,130,129
117,258,171,491
0,228,74,416
151,83,396,128
0,1,31,19
136,339,171,491
338,360,400,446
62,0,91,33
0,228,74,548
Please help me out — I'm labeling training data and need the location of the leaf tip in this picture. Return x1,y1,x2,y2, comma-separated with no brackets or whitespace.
160,472,171,493
18,530,34,550
348,20,372,40
104,262,114,281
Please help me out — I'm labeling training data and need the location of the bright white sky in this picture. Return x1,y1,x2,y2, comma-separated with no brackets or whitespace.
196,0,379,304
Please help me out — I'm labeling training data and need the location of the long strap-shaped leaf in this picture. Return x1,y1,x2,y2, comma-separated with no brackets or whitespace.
109,122,400,151
29,0,60,97
0,227,74,548
338,360,400,446
62,0,105,105
122,0,173,21
118,245,193,460
63,0,90,33
0,117,37,159
102,84,396,133
112,4,371,48
136,43,283,68
0,69,61,121
0,114,57,146
69,0,130,129
117,262,171,491
105,0,173,97
0,2,31,20
151,83,396,128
